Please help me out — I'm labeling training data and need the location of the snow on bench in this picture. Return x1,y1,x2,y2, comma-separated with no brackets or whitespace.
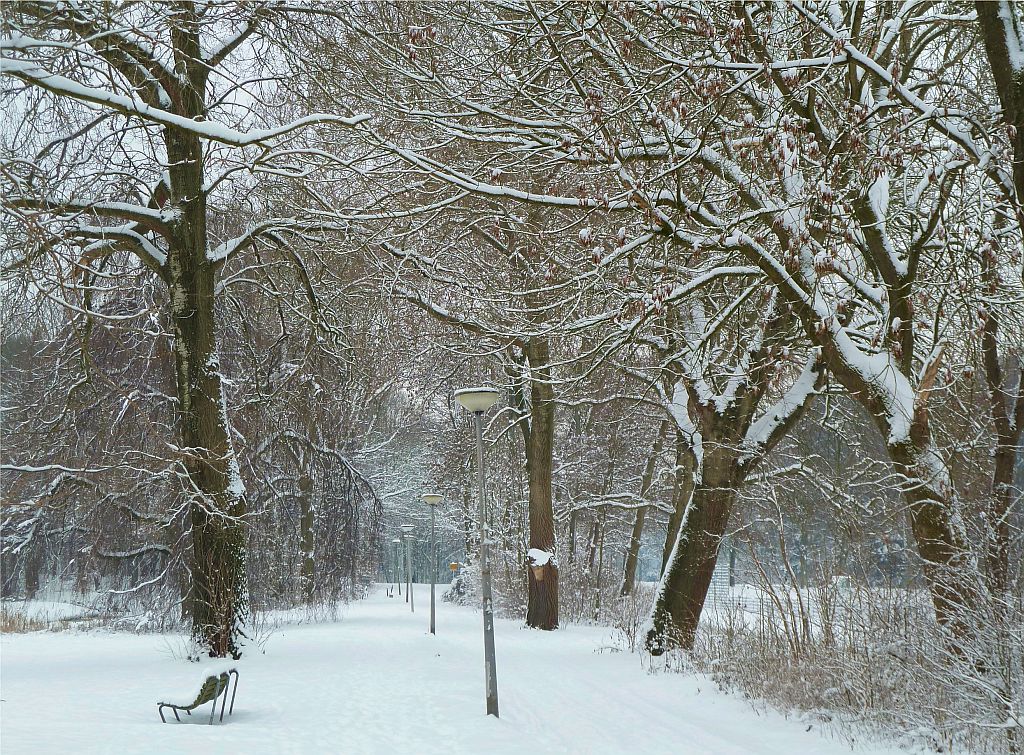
158,661,239,725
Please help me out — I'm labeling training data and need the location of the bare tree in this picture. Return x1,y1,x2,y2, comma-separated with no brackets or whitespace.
1,1,365,655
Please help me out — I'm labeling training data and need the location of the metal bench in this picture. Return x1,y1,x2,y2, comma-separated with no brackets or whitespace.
158,668,238,725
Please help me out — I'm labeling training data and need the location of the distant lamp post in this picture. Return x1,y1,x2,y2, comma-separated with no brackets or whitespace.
422,494,443,635
401,524,415,612
392,537,402,596
454,386,500,718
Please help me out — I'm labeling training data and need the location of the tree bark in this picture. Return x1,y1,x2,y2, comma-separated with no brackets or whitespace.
647,445,737,654
166,13,248,657
976,1,1024,230
647,320,824,654
299,474,315,602
524,337,558,630
885,440,978,640
661,429,697,574
976,2,1024,608
23,544,42,600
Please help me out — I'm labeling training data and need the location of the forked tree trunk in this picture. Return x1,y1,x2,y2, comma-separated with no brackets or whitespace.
647,335,823,655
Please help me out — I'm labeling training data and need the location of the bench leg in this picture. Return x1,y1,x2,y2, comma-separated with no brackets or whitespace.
159,705,166,723
209,678,224,725
220,681,228,722
228,670,239,716
173,707,180,722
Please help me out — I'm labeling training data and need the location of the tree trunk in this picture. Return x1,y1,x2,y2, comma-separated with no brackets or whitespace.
987,418,1019,598
299,474,315,602
980,243,1024,599
593,514,606,621
621,420,669,596
661,429,697,574
622,508,647,595
166,116,249,657
647,445,737,654
524,337,558,630
801,326,983,648
23,544,42,600
507,339,559,629
976,1,1024,230
887,440,980,640
524,338,565,626
567,507,577,564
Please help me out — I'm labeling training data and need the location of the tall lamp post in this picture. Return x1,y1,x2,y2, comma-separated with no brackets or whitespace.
392,537,402,596
422,494,443,635
454,386,500,718
401,524,415,612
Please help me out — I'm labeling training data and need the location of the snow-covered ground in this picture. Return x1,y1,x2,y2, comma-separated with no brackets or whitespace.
1,586,905,755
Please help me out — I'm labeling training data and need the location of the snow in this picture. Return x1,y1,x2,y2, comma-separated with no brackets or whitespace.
158,660,239,705
1,597,96,623
0,588,906,755
867,171,890,219
743,353,821,457
830,326,915,444
667,381,704,473
997,0,1024,72
526,548,553,567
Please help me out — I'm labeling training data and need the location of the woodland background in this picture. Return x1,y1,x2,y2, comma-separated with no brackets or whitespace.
1,2,1022,751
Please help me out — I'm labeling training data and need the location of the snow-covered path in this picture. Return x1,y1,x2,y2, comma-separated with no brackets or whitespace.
1,587,900,754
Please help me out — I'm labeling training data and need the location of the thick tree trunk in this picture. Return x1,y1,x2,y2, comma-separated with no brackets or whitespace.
166,118,249,657
802,325,983,648
647,446,737,654
621,420,669,596
827,342,983,644
524,337,558,630
887,441,981,639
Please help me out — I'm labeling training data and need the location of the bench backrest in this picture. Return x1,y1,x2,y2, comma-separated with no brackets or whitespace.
193,673,228,706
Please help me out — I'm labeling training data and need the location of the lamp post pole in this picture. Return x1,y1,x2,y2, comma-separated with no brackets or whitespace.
422,494,442,635
392,537,402,596
455,387,500,718
401,525,415,613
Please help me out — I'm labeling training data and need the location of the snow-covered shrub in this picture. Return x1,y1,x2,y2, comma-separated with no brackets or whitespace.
443,561,479,607
611,582,657,652
686,580,1022,754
